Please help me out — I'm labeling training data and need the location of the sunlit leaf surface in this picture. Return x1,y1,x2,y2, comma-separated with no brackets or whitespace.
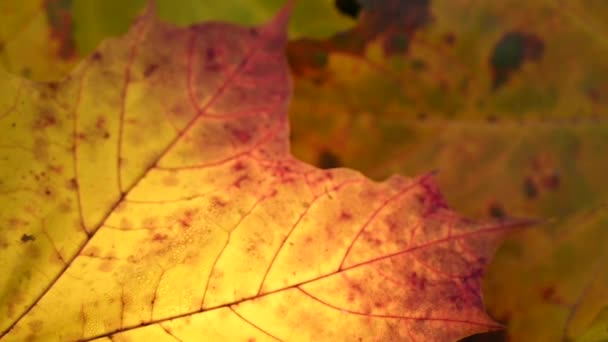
0,3,528,341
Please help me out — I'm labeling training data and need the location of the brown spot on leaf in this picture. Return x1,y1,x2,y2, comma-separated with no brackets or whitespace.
443,32,456,45
205,47,222,71
33,112,57,129
179,209,196,229
211,196,227,207
99,260,114,272
152,233,168,242
67,178,78,190
27,319,43,332
317,149,342,169
96,116,106,129
541,171,560,190
144,64,158,78
490,32,544,88
523,177,538,199
540,285,564,305
408,271,427,291
230,127,251,144
287,39,329,80
232,161,246,172
487,201,506,219
21,234,35,243
339,211,352,220
83,246,101,257
44,0,76,60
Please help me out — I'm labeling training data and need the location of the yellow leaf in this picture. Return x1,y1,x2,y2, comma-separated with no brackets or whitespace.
0,2,530,341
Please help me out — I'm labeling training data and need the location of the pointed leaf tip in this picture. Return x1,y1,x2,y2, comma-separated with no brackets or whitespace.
126,0,157,29
261,0,295,43
141,0,157,20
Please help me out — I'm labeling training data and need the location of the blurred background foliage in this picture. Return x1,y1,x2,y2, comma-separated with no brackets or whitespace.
1,0,607,341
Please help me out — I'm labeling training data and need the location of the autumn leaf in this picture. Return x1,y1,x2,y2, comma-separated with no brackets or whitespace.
0,2,531,341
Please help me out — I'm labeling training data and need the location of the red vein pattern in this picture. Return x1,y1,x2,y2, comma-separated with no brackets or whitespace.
0,2,531,341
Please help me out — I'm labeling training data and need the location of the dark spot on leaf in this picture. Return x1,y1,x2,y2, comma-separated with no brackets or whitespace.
586,87,602,103
21,234,35,243
206,48,216,61
419,179,449,214
411,59,426,71
340,211,352,220
540,285,564,305
408,271,427,291
152,233,167,242
335,0,361,18
317,149,342,169
96,116,106,129
44,0,76,60
205,47,222,71
327,30,367,54
523,177,538,199
230,127,251,144
287,40,329,79
443,32,456,45
488,202,506,219
490,32,544,89
417,112,427,121
34,112,57,129
541,171,560,190
92,52,102,61
232,161,246,172
383,33,409,55
67,178,78,189
144,64,158,78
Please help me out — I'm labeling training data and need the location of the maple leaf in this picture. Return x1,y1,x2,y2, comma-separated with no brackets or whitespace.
0,2,530,341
